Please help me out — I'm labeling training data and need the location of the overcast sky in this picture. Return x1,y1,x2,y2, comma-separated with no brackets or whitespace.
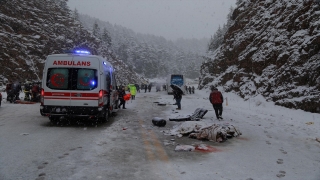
67,0,236,40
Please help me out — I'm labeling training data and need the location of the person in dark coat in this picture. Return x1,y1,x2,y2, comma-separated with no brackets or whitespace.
188,86,192,94
144,84,147,93
148,83,152,92
12,81,22,100
135,84,140,93
173,88,183,110
209,87,224,120
163,84,167,91
192,86,195,94
5,81,13,95
31,82,40,102
118,86,127,109
24,81,32,101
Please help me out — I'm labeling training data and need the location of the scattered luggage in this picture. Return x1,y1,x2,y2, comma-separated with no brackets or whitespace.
169,108,208,121
152,117,167,127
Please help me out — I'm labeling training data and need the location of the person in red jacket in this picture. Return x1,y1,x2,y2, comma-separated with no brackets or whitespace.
209,86,224,120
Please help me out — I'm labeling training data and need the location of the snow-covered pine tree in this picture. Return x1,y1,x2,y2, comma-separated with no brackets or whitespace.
102,27,112,48
92,21,101,37
73,8,79,21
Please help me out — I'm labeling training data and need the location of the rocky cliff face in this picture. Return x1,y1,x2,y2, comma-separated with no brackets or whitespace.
199,0,320,113
0,0,144,87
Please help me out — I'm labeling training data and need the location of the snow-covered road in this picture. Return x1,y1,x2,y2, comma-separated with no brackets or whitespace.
0,86,319,180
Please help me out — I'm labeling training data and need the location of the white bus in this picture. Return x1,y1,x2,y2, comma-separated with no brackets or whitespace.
166,74,186,94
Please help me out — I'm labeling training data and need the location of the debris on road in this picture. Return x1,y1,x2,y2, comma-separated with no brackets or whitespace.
169,108,208,121
152,117,166,127
189,124,241,142
175,145,195,151
164,121,241,143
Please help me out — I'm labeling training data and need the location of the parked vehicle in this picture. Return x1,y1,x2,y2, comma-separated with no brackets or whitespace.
40,50,118,123
166,74,186,95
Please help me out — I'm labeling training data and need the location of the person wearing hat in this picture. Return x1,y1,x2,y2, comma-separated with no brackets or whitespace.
209,86,224,120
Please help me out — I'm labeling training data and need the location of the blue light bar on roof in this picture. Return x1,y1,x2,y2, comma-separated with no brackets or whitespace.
74,50,91,55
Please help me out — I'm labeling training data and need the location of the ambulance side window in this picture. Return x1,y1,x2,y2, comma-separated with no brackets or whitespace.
47,68,69,90
112,73,117,90
106,72,111,92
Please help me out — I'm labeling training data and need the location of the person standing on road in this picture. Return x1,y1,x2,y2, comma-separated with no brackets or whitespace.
135,84,140,93
163,84,167,91
23,80,32,101
144,84,147,93
118,86,127,109
173,88,183,110
128,84,137,100
209,87,224,120
148,83,152,92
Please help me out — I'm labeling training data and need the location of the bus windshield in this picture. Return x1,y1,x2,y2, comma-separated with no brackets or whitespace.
171,75,184,87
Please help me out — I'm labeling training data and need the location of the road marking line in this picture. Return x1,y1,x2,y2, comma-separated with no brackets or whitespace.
139,119,179,179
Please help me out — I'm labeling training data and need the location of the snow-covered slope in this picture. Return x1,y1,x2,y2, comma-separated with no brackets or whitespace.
0,0,144,86
199,0,320,113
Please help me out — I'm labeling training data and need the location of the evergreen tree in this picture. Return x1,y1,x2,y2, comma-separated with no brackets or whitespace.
73,8,79,21
102,27,112,48
236,0,243,6
208,6,234,52
208,26,224,52
92,21,101,37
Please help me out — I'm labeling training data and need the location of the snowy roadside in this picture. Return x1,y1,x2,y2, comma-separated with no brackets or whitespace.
150,81,320,180
1,82,319,180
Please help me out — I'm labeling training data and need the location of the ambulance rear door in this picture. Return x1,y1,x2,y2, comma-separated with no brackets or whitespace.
44,55,73,107
69,55,101,107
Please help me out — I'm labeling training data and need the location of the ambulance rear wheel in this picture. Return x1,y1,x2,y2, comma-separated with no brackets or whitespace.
49,116,58,124
40,109,45,116
100,108,110,123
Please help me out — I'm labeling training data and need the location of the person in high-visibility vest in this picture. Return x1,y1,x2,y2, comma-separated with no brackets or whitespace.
128,84,137,100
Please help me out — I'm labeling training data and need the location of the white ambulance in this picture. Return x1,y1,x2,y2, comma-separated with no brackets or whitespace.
40,50,119,123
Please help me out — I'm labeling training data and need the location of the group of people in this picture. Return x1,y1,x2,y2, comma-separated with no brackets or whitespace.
118,82,224,120
5,80,41,102
117,84,138,109
140,83,152,93
184,85,195,94
172,85,224,120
